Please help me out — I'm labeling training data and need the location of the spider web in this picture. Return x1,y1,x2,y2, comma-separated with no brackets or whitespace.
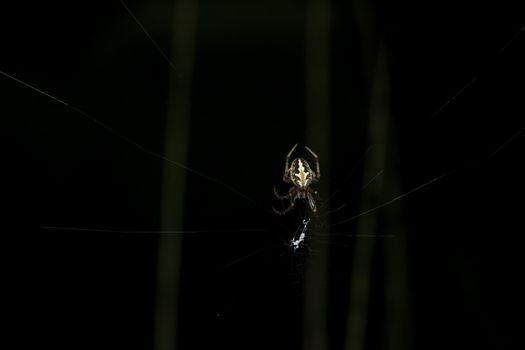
3,1,525,350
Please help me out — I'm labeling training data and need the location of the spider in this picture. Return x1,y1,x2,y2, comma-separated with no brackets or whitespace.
273,144,321,215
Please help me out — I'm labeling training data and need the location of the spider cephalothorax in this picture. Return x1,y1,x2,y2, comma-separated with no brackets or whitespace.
273,144,320,215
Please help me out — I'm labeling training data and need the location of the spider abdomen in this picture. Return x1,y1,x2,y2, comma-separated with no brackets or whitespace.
290,158,315,188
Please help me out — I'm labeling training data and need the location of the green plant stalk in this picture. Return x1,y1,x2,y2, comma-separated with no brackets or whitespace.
304,0,332,349
154,1,199,350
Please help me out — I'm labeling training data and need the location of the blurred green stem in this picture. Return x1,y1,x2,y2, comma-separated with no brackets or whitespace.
154,1,199,350
304,0,331,349
345,44,390,350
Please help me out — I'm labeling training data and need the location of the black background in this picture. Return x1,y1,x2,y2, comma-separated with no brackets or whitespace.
2,1,525,349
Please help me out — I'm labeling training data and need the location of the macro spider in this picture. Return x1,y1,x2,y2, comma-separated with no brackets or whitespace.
273,144,320,215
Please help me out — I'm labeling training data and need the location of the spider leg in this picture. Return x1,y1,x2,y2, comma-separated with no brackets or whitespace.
283,143,298,183
306,190,317,213
305,145,320,182
273,187,297,215
272,200,296,215
273,185,289,200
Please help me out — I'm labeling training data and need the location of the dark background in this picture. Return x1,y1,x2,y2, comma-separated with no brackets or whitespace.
2,1,525,349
